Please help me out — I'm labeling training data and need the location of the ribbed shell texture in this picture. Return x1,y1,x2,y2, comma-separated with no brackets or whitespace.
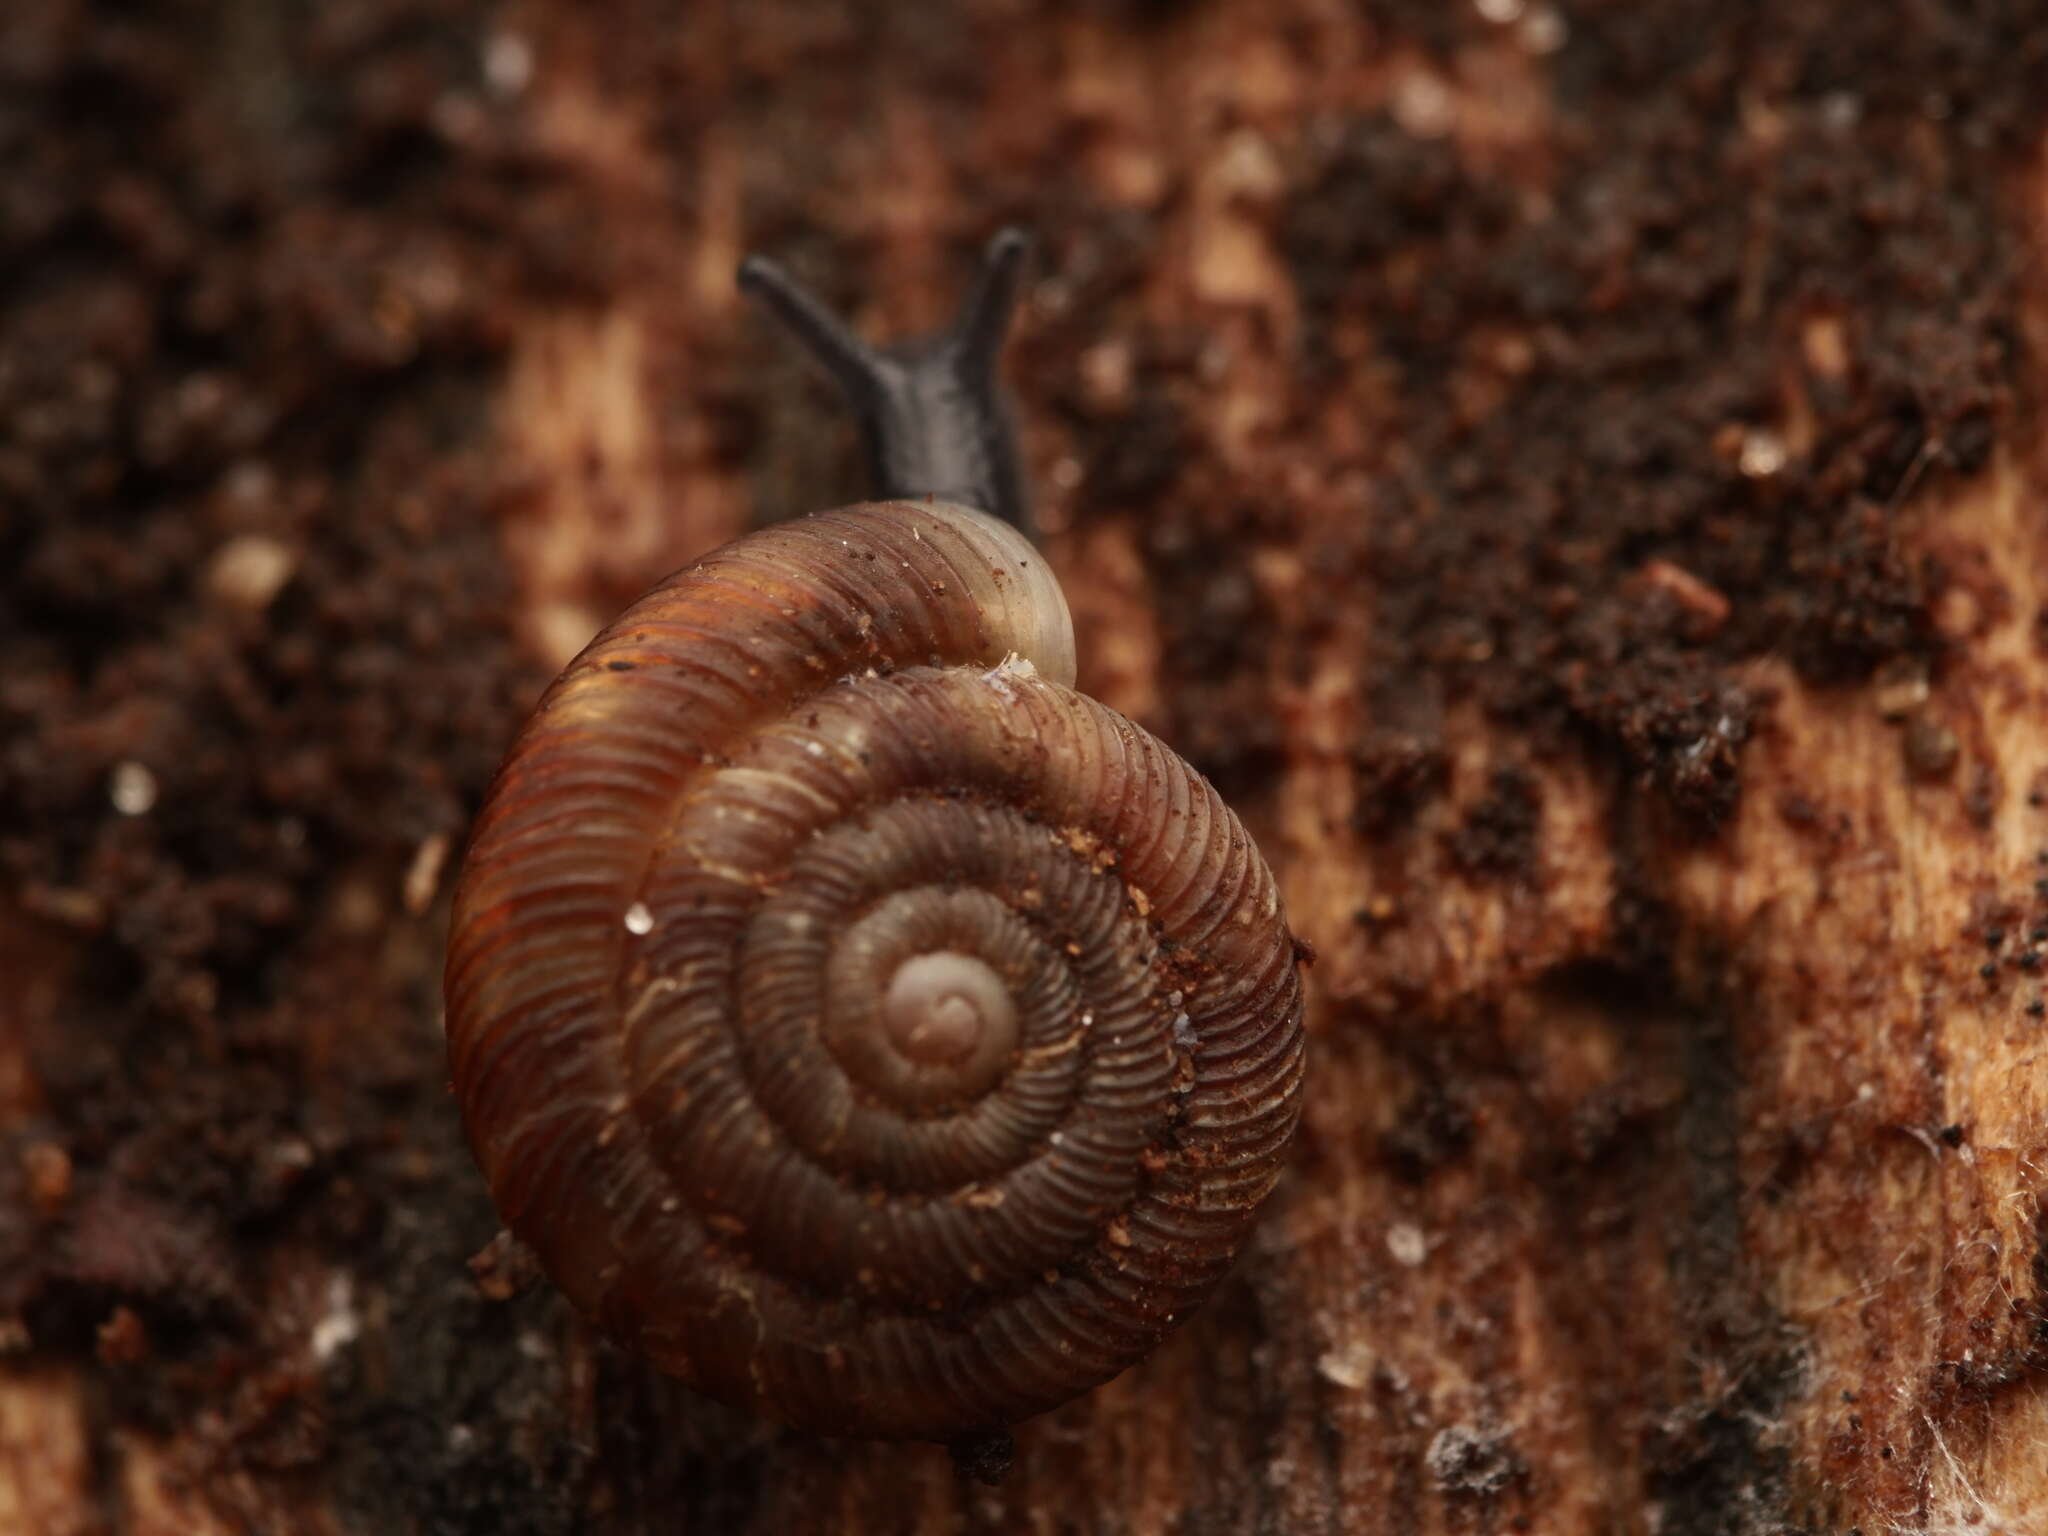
445,501,1305,1438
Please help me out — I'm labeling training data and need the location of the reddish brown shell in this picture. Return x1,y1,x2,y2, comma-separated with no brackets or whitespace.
445,500,1305,1439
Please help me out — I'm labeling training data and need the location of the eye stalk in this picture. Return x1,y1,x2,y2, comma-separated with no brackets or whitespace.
739,227,1034,537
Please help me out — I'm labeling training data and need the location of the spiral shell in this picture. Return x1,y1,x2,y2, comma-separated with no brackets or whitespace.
445,500,1306,1438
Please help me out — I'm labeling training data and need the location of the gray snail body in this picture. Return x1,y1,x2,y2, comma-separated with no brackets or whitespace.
444,232,1307,1442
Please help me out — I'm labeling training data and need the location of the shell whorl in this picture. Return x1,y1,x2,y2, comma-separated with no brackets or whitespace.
445,500,1306,1439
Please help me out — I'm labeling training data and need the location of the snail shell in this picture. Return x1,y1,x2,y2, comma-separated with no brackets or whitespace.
444,500,1306,1439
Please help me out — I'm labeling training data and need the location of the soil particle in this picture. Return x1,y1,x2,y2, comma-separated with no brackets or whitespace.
1448,763,1541,879
1903,713,1961,780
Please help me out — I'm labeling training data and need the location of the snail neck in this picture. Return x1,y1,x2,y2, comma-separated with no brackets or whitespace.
739,228,1034,538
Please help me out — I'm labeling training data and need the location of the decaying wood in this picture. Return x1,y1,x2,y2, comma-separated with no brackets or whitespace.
5,1,2048,1532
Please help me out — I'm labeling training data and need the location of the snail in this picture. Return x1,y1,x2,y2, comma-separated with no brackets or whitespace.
444,229,1307,1448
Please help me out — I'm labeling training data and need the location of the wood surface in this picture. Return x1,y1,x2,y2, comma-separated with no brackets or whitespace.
4,1,2047,1531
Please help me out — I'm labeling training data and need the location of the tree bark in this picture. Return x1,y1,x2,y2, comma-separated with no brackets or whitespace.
5,1,2048,1532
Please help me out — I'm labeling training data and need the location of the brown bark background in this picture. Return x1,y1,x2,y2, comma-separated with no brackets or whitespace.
5,1,2048,1532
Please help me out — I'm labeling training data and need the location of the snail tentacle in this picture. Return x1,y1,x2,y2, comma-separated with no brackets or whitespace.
739,227,1033,536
